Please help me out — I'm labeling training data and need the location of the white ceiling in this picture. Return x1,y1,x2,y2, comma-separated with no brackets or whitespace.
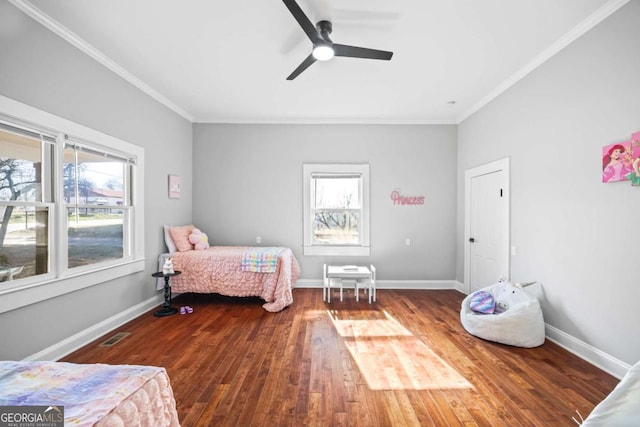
16,0,625,124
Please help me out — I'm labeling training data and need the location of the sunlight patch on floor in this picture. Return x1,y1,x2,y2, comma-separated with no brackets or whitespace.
301,309,329,320
328,309,473,391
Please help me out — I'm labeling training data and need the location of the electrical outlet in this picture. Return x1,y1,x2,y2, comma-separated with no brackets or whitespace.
511,246,517,256
405,238,411,246
256,236,261,244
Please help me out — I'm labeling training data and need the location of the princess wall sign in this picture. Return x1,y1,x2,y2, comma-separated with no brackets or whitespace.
390,188,425,206
602,131,640,186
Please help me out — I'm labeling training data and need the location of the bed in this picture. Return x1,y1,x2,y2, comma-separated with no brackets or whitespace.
157,246,300,312
159,225,301,312
0,361,180,426
578,360,640,426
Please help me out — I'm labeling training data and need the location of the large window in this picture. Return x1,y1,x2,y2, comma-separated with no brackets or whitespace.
0,95,145,312
303,164,370,256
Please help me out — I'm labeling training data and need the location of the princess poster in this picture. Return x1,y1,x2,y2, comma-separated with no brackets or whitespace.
602,131,640,184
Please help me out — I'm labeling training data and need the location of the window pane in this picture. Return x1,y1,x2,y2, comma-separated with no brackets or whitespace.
63,147,125,207
313,210,360,245
0,205,49,281
314,176,360,209
0,129,43,202
65,145,127,269
312,175,362,245
67,208,124,268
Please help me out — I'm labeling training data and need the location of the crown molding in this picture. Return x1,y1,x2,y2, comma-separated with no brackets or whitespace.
9,0,195,122
192,117,458,125
457,0,631,124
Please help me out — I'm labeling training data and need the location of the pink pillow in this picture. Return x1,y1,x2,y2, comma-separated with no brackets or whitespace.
169,224,195,252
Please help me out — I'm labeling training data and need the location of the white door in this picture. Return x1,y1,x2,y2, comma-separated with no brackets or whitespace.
465,158,510,294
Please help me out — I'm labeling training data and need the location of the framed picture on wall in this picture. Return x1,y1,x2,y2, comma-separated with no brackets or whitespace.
602,130,640,185
168,174,181,199
602,141,632,183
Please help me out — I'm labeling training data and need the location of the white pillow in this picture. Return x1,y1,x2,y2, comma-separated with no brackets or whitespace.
163,225,177,254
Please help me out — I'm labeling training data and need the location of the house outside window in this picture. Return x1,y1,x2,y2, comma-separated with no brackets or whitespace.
303,164,370,256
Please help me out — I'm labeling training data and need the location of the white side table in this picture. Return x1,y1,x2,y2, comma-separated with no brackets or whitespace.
324,264,376,303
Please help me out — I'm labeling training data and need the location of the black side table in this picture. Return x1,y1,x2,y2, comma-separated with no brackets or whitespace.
153,271,181,317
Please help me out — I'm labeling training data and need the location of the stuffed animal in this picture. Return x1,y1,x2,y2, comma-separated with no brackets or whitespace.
189,228,210,250
162,258,175,275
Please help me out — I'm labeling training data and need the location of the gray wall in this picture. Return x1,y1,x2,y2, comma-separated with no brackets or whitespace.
0,2,193,359
193,124,457,281
457,2,640,365
3,0,636,369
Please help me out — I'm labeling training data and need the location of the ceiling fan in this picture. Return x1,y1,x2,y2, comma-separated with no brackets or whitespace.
282,0,394,80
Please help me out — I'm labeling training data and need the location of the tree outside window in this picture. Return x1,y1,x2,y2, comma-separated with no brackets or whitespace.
313,175,361,245
0,128,49,279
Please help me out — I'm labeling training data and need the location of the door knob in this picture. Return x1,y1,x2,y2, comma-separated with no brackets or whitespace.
469,237,475,243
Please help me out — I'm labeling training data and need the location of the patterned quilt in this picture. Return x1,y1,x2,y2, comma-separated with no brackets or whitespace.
240,247,284,273
0,361,180,426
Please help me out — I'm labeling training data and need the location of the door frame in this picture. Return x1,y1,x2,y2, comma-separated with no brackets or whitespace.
464,157,510,294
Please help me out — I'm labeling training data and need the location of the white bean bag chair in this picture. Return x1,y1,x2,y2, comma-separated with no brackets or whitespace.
460,281,545,348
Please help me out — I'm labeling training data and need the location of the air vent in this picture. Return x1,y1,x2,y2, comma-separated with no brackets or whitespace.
99,332,131,347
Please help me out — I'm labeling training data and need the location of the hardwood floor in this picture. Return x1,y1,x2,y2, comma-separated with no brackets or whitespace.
62,289,618,426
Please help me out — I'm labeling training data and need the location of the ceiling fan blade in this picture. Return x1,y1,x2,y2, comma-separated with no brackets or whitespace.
287,54,317,80
334,44,393,60
282,0,322,44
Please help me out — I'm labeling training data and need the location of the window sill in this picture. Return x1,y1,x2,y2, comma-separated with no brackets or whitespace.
0,258,145,314
303,245,370,257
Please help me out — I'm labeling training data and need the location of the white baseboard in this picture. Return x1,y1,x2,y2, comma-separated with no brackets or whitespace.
454,280,465,293
295,279,460,290
24,294,163,362
545,323,630,379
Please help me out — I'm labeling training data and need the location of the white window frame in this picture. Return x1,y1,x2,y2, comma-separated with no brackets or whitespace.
0,95,145,314
303,163,370,256
61,138,135,273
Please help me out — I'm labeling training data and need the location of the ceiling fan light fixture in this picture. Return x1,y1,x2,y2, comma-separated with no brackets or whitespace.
282,0,393,79
312,44,334,61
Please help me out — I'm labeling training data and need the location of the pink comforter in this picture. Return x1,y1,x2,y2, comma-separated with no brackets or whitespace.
169,246,300,312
